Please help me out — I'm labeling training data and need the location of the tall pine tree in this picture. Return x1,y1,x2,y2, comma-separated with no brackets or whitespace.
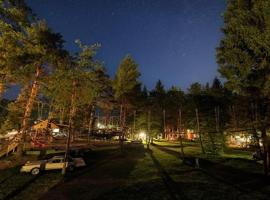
217,0,270,175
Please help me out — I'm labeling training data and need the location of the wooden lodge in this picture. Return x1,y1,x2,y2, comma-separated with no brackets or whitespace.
32,119,59,132
165,128,198,141
30,120,61,147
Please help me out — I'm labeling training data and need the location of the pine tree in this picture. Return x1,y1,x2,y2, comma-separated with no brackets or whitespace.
0,0,34,98
149,80,166,138
113,55,140,150
217,0,270,174
0,1,66,155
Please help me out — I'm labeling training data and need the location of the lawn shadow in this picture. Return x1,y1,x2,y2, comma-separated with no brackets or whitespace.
152,143,270,197
0,165,40,200
41,143,147,200
146,148,190,200
152,143,201,169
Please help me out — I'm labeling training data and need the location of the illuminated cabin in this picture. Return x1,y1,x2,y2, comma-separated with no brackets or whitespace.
165,128,198,141
225,131,254,148
30,120,61,146
32,120,60,134
185,129,198,141
165,129,181,141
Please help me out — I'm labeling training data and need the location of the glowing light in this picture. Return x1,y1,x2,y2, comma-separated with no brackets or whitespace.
53,128,60,133
139,131,146,140
97,123,105,129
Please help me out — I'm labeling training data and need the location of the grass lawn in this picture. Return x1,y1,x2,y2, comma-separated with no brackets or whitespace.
0,141,269,200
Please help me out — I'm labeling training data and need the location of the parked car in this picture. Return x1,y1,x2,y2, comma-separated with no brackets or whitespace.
52,131,67,138
20,155,86,175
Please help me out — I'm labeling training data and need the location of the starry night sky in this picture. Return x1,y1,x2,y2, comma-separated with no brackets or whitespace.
26,0,226,90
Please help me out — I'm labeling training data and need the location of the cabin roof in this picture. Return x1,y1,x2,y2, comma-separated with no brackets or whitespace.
32,120,59,130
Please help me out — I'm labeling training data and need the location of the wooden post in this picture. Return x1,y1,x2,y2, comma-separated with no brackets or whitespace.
196,108,205,154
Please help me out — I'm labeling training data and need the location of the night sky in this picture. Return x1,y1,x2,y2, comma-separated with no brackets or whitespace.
13,0,226,96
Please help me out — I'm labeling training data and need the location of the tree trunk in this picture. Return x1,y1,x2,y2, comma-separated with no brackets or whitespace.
258,99,269,176
119,104,124,152
178,109,185,158
0,82,5,99
119,101,127,153
62,80,77,175
261,128,269,176
48,104,55,120
69,81,77,142
147,110,151,149
17,66,41,156
208,132,216,154
60,107,65,124
133,110,136,140
196,108,205,154
251,103,261,152
62,102,74,175
163,109,166,139
87,105,95,143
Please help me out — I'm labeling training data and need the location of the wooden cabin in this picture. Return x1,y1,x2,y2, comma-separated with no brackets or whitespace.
226,131,253,148
165,128,198,141
32,119,59,131
30,120,60,147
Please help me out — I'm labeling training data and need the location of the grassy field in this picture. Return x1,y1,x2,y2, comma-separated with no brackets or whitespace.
0,141,269,200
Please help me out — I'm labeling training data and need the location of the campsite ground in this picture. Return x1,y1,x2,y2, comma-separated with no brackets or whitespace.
0,141,269,200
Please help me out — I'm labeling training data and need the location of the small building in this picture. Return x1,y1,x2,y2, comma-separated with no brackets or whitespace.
165,128,198,141
32,119,59,132
226,131,253,148
165,131,181,141
186,129,198,141
31,120,61,147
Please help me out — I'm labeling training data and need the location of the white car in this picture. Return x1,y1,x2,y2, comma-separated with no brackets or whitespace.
20,156,86,175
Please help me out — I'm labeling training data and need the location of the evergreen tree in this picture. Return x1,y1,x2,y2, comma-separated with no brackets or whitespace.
113,55,140,150
217,0,270,174
0,0,34,98
0,0,66,155
149,80,166,138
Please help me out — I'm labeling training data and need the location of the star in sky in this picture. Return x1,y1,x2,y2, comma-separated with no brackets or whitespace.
24,0,226,91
